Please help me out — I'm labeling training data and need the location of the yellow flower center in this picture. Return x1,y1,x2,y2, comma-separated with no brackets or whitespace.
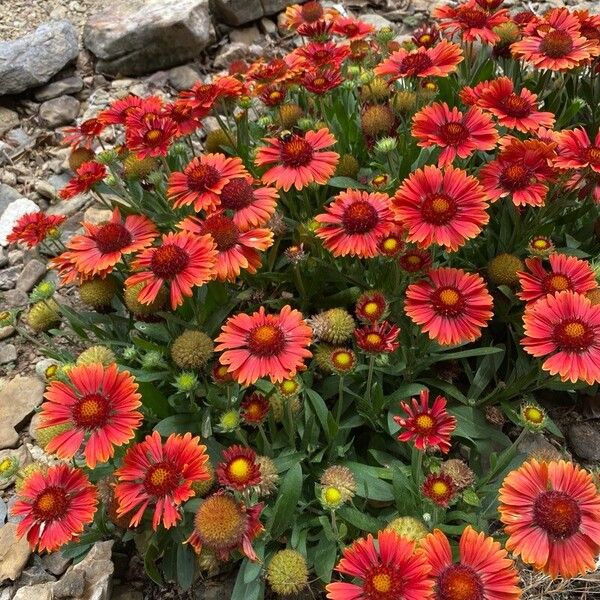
366,333,383,345
79,398,101,419
333,351,352,366
146,129,162,142
524,406,544,424
382,238,398,252
0,458,12,472
324,486,342,504
416,414,435,431
439,289,460,306
533,239,549,249
419,34,431,44
229,458,251,480
431,196,450,214
45,364,58,379
150,467,170,487
364,302,379,316
563,322,585,340
372,573,392,593
432,481,450,497
37,492,56,512
281,379,299,394
549,274,569,291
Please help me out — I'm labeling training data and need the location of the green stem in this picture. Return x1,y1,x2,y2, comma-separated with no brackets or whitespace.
365,355,375,405
335,376,344,425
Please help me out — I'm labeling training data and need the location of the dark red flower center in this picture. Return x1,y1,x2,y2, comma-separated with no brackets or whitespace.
187,163,221,192
202,214,240,250
312,49,329,62
144,461,180,497
432,286,465,316
533,490,582,539
72,393,111,429
280,137,314,167
343,24,359,36
342,200,379,233
80,119,103,136
501,94,532,118
437,564,484,600
586,147,600,166
220,178,255,210
539,30,575,58
171,104,193,122
421,194,458,225
301,1,324,23
414,413,436,435
458,7,489,28
580,24,600,42
33,486,69,521
543,273,571,294
440,122,469,146
248,324,286,356
94,222,133,254
553,319,594,352
499,163,533,190
364,566,403,598
150,244,189,280
400,52,433,76
400,251,426,272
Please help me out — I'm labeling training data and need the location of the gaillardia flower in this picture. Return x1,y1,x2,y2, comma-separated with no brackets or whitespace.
422,473,457,507
394,388,457,453
217,176,279,229
59,162,107,199
115,431,210,530
241,392,270,426
40,363,142,468
554,127,600,173
215,305,312,385
125,113,177,158
7,212,65,248
499,459,600,578
11,464,97,552
355,320,400,354
356,290,388,323
216,445,262,491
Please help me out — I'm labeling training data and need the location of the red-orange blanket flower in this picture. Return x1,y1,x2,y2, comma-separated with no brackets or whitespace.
374,39,463,79
66,208,157,276
178,212,273,281
295,41,351,68
434,0,509,44
326,530,433,600
302,67,344,94
126,232,217,309
216,176,278,228
517,254,597,303
255,128,339,192
411,102,498,167
392,165,490,252
168,153,249,211
315,189,395,258
216,444,262,491
554,127,600,172
394,388,456,453
282,1,338,30
499,459,600,578
332,17,374,39
215,305,313,385
12,464,98,552
62,117,105,148
421,526,521,600
40,363,142,468
115,431,210,530
354,320,400,354
125,113,177,158
7,212,65,248
98,95,145,125
521,290,600,384
405,267,494,346
59,161,107,199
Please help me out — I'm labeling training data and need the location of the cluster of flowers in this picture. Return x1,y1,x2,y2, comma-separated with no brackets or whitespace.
5,0,600,597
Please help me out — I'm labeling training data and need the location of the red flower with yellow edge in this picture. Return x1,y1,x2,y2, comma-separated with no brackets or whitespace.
255,128,339,192
179,77,243,114
98,95,145,125
479,138,556,207
398,247,432,273
125,113,177,158
212,362,233,385
295,41,351,68
248,55,305,88
259,85,287,107
392,164,490,252
48,251,86,286
11,464,97,553
394,388,456,454
378,226,405,257
356,290,388,323
216,445,262,491
412,23,441,48
499,459,600,578
40,363,142,468
355,320,400,354
405,267,494,346
374,39,463,80
554,127,600,173
125,231,217,310
297,19,334,39
66,208,157,276
434,0,509,44
168,153,249,212
178,212,273,282
422,473,456,507
511,8,600,71
241,392,270,426
521,290,600,384
59,161,107,199
326,530,433,600
215,305,313,386
216,176,278,229
115,431,210,530
315,189,395,258
475,77,555,132
302,67,343,94
7,212,65,248
161,100,201,137
332,17,374,40
411,102,498,167
421,526,522,600
187,491,264,561
61,118,105,148
517,254,597,303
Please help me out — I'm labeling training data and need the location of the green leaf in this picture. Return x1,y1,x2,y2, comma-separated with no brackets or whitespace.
268,463,303,538
449,406,510,446
430,346,504,362
153,414,202,436
231,560,264,600
462,489,480,507
176,544,195,590
138,382,170,419
337,506,381,533
313,537,338,583
342,461,394,501
144,544,163,586
327,176,366,189
305,388,332,440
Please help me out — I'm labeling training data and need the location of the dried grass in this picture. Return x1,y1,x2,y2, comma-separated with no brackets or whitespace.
521,567,600,599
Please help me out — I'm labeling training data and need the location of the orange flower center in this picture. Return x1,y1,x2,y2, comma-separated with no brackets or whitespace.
437,564,484,600
248,324,285,356
459,7,488,28
94,222,133,254
202,214,240,250
415,413,435,434
301,0,324,23
554,319,594,352
269,91,283,103
422,194,457,225
419,34,432,44
533,490,582,539
500,163,533,190
187,163,221,192
244,402,264,421
432,480,450,497
33,487,68,521
73,393,111,429
440,122,469,145
194,494,246,549
280,137,314,167
364,566,402,598
313,77,327,87
364,301,381,316
502,94,532,118
586,147,600,165
144,461,179,497
432,286,464,316
342,200,379,233
539,30,575,58
366,333,383,346
150,243,189,280
145,129,162,143
220,178,254,210
544,273,571,293
402,252,425,271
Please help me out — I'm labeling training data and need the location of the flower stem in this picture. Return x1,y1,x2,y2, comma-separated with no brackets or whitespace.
365,355,375,405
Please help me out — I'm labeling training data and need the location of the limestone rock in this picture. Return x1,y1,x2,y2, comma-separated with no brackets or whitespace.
39,96,81,127
0,21,79,96
167,65,200,91
16,259,47,292
52,570,85,598
34,76,84,102
0,197,40,247
213,0,264,26
4,288,28,307
0,108,19,136
83,0,214,76
41,552,71,577
12,583,53,600
359,13,395,31
0,265,20,290
0,523,32,582
0,344,16,365
568,421,600,461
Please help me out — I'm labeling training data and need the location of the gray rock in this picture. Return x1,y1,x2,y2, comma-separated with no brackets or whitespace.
0,498,6,524
34,181,57,201
214,42,262,70
3,288,28,307
38,96,81,127
0,21,79,96
34,75,84,102
0,523,32,582
0,266,20,290
259,17,278,35
52,570,86,598
213,0,263,26
12,584,53,600
0,198,40,247
359,13,395,30
167,65,200,91
8,250,24,265
16,259,46,292
230,25,262,44
0,108,19,136
260,0,295,16
568,421,600,461
15,565,56,587
0,184,24,218
41,552,71,577
83,0,214,76
47,193,89,217
0,345,16,365
0,326,15,340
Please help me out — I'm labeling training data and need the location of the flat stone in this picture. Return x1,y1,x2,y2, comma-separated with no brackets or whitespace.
0,21,79,96
16,259,46,292
359,13,395,30
568,421,600,461
39,96,81,127
12,583,53,600
230,25,262,44
83,206,111,224
0,326,15,340
167,65,200,91
52,569,85,598
0,184,25,219
34,75,84,102
0,197,40,247
83,0,214,76
34,180,58,200
59,540,114,600
0,345,16,365
213,0,264,26
3,288,28,307
0,265,20,290
0,523,32,582
41,552,71,577
259,17,277,34
0,107,19,136
8,250,24,265
47,193,90,217
16,564,56,587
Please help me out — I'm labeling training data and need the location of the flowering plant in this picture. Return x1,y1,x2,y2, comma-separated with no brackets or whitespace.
7,1,600,597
